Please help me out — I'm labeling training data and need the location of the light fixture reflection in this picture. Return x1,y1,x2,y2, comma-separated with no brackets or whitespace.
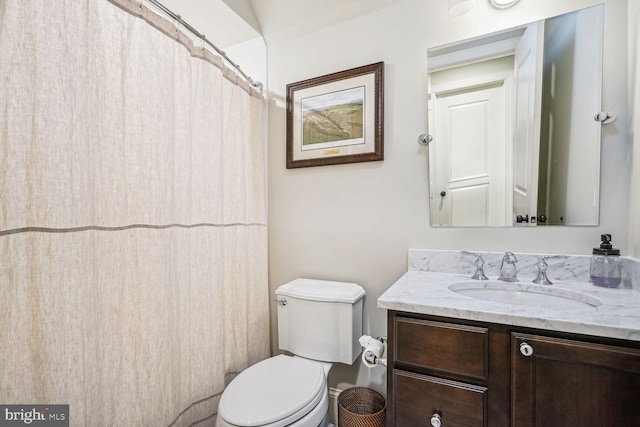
448,0,475,16
489,0,521,9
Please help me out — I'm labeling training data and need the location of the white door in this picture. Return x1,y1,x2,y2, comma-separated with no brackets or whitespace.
512,22,544,225
431,78,508,226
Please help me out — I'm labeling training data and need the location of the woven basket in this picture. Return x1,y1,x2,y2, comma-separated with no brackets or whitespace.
338,387,386,427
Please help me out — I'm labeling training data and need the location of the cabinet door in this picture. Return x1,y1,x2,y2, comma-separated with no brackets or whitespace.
512,333,640,427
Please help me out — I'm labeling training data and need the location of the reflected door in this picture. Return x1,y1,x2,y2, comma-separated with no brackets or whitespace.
431,81,508,226
513,22,544,225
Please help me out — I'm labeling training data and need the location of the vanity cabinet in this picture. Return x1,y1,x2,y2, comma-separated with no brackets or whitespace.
387,311,640,427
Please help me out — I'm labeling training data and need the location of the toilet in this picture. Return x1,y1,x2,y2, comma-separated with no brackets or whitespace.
216,278,365,427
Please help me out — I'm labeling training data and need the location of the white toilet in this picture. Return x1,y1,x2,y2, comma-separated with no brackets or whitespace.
216,278,365,427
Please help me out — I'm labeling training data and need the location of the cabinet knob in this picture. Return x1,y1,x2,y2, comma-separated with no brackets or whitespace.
430,413,442,427
520,342,534,357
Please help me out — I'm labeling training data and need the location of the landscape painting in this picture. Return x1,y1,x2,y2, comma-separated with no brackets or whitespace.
301,87,365,150
286,61,384,168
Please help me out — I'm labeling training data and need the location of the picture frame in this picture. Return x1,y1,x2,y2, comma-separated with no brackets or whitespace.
286,62,384,168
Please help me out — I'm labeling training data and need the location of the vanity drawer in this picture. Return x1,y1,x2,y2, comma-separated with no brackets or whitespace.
393,317,488,380
393,369,487,426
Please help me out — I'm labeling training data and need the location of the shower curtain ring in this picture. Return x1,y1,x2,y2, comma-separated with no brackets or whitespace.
174,15,181,37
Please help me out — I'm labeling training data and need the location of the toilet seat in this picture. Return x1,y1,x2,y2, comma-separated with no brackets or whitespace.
218,355,327,427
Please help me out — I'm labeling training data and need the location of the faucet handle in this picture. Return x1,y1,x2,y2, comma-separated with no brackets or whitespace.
503,251,518,264
532,255,553,285
462,251,488,280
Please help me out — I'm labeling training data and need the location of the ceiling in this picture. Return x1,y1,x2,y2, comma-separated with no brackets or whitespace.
160,0,259,48
246,0,409,37
156,0,411,48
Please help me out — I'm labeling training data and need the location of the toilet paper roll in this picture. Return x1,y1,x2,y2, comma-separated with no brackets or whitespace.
362,347,380,368
359,335,384,354
359,335,385,368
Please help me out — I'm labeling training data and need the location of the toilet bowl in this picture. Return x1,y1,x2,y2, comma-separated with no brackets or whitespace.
216,355,331,427
216,278,365,427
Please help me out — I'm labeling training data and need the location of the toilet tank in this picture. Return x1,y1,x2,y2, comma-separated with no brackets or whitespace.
275,278,365,364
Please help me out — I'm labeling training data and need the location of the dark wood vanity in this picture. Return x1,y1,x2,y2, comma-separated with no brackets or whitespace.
386,310,640,426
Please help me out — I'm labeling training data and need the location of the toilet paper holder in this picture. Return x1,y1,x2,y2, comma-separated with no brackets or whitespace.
359,335,387,368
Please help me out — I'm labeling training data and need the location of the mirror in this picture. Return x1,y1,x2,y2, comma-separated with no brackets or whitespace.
427,5,603,227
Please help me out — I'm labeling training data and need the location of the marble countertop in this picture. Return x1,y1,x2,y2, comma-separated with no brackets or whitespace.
378,271,640,342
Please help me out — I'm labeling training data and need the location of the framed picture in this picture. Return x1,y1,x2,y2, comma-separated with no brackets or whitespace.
286,62,384,168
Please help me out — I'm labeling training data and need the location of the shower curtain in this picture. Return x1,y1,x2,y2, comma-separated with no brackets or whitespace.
0,0,269,425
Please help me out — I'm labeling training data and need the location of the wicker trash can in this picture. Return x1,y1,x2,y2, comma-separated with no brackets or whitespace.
337,387,386,427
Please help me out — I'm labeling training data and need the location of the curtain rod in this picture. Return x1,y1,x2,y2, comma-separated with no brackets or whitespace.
145,0,263,91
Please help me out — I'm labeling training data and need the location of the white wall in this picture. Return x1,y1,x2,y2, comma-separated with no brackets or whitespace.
629,1,640,258
263,0,630,394
542,5,603,225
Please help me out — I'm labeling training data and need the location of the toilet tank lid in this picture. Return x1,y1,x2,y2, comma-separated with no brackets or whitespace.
276,278,365,303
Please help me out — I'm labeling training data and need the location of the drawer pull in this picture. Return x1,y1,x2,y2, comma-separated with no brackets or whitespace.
520,342,534,357
430,412,442,427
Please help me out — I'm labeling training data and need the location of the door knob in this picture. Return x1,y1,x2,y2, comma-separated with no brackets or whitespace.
440,191,446,197
430,413,442,427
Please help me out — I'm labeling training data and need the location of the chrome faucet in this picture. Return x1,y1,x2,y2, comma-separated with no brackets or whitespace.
462,251,488,280
498,252,518,282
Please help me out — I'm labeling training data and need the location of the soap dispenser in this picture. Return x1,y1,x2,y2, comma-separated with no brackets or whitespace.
590,234,622,288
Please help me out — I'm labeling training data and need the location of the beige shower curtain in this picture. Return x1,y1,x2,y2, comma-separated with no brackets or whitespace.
0,0,269,425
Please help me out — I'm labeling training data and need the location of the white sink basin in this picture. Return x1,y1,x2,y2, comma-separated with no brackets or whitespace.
448,281,602,309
